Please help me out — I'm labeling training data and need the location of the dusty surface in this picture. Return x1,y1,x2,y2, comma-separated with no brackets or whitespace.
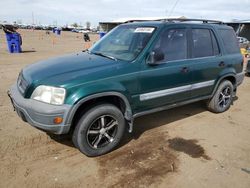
0,29,250,188
168,137,211,160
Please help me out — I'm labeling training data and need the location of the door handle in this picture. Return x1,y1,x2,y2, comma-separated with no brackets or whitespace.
219,61,225,67
181,67,189,73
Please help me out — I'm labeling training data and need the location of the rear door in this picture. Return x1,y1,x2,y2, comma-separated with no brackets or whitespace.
188,27,223,99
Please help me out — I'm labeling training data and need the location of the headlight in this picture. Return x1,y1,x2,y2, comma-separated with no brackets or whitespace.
31,85,66,105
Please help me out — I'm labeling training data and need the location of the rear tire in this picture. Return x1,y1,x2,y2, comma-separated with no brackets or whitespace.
207,80,234,113
72,103,125,157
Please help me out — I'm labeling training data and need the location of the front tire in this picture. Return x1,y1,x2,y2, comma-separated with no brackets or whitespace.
72,104,126,157
207,80,234,113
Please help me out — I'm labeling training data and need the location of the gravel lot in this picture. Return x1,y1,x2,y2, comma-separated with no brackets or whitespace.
0,29,250,188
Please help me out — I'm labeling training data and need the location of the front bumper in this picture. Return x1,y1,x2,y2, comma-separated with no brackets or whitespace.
8,84,72,134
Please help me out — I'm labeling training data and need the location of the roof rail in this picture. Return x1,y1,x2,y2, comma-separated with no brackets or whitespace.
124,20,156,23
157,18,224,24
124,18,224,24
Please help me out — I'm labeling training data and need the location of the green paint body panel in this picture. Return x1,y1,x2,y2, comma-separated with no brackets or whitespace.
21,21,243,118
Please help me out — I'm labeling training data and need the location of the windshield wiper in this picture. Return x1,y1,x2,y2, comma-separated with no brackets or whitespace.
91,52,117,61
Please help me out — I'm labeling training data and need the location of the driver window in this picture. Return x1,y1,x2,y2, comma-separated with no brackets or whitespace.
153,29,187,62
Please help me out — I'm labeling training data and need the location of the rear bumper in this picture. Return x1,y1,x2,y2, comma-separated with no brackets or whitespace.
8,84,72,134
247,60,250,73
236,72,245,86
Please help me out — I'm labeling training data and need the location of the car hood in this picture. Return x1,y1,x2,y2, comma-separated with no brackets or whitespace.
22,52,121,87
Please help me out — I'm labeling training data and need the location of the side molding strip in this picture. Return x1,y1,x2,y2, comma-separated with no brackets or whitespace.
140,80,215,101
191,80,215,89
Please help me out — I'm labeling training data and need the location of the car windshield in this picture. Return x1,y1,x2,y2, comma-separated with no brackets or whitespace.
89,25,155,61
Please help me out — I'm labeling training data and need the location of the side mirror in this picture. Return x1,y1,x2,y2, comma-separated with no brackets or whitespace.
147,50,164,65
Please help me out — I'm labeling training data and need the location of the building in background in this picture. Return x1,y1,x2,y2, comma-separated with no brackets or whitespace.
227,20,250,40
99,16,186,33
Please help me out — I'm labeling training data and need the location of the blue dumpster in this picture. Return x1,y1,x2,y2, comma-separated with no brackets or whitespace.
5,33,22,53
56,29,61,35
99,32,106,38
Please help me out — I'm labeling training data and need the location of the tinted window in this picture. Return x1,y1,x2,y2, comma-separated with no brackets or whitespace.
219,29,240,54
153,29,187,61
192,29,214,58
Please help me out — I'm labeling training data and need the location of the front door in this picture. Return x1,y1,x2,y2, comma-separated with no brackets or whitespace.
137,27,193,112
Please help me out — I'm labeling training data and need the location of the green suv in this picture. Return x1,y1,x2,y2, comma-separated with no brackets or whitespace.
8,19,244,156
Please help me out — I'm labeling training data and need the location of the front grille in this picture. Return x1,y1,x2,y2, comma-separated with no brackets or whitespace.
17,73,29,95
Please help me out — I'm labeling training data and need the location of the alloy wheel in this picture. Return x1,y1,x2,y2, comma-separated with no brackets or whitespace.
218,86,231,109
87,115,118,149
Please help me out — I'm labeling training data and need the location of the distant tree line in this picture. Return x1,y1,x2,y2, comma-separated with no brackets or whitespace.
71,21,91,29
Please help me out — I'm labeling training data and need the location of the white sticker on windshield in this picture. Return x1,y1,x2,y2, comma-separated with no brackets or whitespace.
134,27,155,33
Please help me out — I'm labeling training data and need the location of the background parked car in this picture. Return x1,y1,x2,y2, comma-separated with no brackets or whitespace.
237,36,250,49
247,47,250,56
78,30,90,33
240,48,248,57
71,28,79,33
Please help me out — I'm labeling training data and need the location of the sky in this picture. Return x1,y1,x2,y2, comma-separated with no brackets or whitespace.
0,0,249,27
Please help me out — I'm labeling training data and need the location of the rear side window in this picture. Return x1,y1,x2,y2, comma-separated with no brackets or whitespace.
191,29,219,58
219,29,240,54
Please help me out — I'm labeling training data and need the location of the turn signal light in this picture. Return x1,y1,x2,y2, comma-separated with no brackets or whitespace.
54,117,63,124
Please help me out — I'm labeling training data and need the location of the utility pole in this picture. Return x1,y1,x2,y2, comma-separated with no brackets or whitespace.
32,12,34,26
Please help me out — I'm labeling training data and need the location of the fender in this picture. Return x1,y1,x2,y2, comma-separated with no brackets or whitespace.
65,91,133,131
211,72,237,97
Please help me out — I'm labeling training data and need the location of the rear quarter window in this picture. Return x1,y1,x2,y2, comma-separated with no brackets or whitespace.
219,29,240,54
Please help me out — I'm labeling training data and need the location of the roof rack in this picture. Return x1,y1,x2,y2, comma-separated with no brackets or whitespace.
160,18,224,24
125,18,224,24
124,20,157,23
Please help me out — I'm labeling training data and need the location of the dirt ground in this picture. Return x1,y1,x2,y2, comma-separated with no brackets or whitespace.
0,29,250,188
